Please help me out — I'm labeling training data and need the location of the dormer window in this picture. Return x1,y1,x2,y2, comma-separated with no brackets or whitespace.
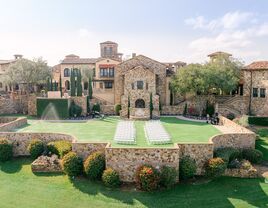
137,81,143,90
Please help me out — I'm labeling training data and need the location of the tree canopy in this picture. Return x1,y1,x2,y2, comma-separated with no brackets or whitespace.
5,58,51,92
171,56,243,96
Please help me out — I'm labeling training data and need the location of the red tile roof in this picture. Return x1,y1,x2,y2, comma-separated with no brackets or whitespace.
243,61,268,71
207,51,232,57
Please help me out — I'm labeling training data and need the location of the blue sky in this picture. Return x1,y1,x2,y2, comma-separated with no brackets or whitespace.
0,0,268,65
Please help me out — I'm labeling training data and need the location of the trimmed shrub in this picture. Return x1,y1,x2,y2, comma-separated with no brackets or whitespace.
27,139,45,159
92,103,101,113
248,117,268,126
84,151,105,180
0,138,13,162
228,159,241,169
242,149,263,164
160,166,177,188
37,98,70,119
206,101,215,116
69,101,82,117
179,156,197,180
102,168,121,188
214,147,242,163
227,113,235,120
115,104,121,115
62,151,83,177
206,157,227,178
47,140,72,158
135,165,160,191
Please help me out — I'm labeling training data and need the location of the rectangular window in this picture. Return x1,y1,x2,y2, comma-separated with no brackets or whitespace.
253,88,258,97
104,81,113,89
260,88,266,98
137,81,143,90
109,68,114,77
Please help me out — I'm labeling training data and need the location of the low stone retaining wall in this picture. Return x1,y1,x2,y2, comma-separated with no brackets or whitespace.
72,142,108,159
219,116,252,133
0,132,74,156
224,166,258,178
211,133,256,150
101,105,115,115
161,105,184,115
70,96,87,116
105,144,180,182
178,143,213,174
0,117,27,132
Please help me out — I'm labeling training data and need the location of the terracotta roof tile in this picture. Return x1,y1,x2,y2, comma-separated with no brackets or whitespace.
61,58,101,64
243,61,268,70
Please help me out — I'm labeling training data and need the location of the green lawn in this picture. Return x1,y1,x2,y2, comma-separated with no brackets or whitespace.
256,129,268,161
0,158,268,208
13,116,220,147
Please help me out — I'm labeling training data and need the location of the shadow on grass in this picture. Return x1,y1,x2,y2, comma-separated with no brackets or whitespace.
33,172,64,177
0,157,31,173
256,138,268,161
70,175,268,208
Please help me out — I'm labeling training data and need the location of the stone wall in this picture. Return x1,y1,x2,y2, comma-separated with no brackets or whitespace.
28,94,37,116
0,97,17,114
101,105,115,115
0,132,74,156
70,96,87,116
219,116,252,133
0,117,27,132
105,145,180,182
210,133,256,150
72,142,108,159
161,105,184,115
178,143,213,174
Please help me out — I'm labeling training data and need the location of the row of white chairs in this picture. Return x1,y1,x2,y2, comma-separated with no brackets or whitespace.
114,121,136,144
144,120,171,144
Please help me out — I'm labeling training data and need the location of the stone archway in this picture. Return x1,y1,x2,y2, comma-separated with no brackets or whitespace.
135,99,145,108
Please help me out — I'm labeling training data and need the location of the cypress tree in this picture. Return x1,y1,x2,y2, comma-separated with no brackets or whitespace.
47,78,50,92
50,78,53,91
150,93,153,119
77,69,82,96
70,69,76,96
88,76,93,99
59,73,62,97
54,81,57,91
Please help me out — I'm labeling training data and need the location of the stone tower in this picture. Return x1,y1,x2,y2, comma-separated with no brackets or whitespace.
100,41,122,61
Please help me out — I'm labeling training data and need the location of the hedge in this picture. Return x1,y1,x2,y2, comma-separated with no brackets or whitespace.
37,98,70,119
248,117,268,126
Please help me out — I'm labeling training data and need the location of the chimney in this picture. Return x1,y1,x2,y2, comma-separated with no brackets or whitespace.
14,54,23,60
132,53,136,58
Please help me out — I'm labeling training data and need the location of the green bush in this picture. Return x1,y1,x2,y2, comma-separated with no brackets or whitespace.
248,117,268,126
27,139,45,159
258,129,268,137
227,113,235,120
206,157,227,178
160,166,177,188
92,103,101,112
69,101,82,117
84,151,105,180
206,101,215,116
214,147,242,163
102,168,121,188
135,165,160,191
115,104,121,115
242,149,263,164
0,138,13,162
47,140,72,158
62,152,83,177
179,156,197,180
37,98,70,119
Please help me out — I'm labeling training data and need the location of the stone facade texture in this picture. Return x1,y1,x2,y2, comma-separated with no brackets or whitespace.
72,142,108,159
101,105,115,115
161,105,184,115
31,155,62,173
0,117,27,132
28,94,37,116
70,96,87,116
105,145,180,182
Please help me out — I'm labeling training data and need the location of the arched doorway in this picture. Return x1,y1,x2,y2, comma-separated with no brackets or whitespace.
135,99,145,108
65,80,70,90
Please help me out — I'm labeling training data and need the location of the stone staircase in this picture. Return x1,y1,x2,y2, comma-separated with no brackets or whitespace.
91,95,113,105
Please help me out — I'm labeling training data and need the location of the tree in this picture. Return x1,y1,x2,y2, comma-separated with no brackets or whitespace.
46,78,50,92
88,76,93,99
70,69,76,96
59,74,62,97
150,93,153,119
50,78,53,91
6,58,51,94
54,80,57,91
77,69,82,96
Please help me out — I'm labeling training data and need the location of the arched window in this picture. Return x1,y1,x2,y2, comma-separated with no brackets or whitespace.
64,68,70,77
84,82,88,90
65,80,70,90
73,68,79,76
135,99,145,108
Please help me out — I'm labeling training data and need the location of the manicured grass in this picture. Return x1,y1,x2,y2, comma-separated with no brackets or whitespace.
161,117,220,143
0,158,268,208
13,116,220,147
256,129,268,161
